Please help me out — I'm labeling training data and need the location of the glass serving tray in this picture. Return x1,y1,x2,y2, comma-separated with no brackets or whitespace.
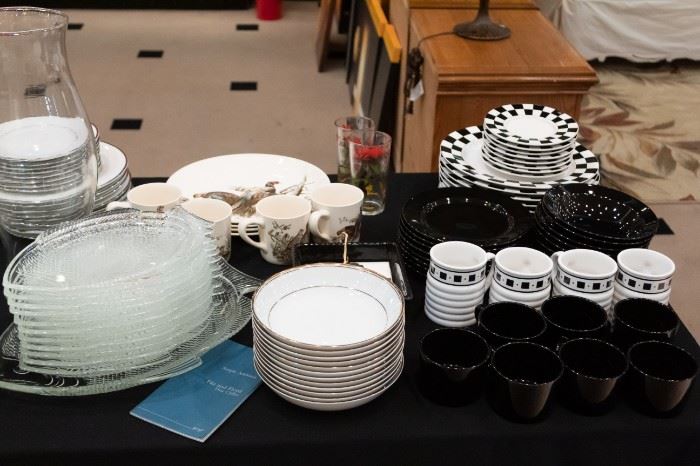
0,262,260,396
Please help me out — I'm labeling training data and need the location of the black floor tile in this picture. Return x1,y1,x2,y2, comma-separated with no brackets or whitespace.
230,81,257,91
236,24,259,31
138,50,164,58
24,85,46,97
67,23,84,30
111,119,142,130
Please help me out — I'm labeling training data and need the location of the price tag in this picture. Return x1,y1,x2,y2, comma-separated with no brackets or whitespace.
409,80,424,102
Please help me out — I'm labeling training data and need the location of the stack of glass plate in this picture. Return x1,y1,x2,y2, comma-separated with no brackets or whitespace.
533,184,658,257
253,264,405,411
0,208,257,395
0,116,98,238
397,187,532,275
439,125,600,213
481,104,579,178
93,142,132,211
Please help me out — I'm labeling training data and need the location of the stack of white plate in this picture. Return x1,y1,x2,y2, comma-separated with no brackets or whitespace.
439,124,600,212
252,264,405,411
0,116,98,238
93,142,132,211
481,104,579,178
167,153,331,236
2,208,241,380
91,124,101,170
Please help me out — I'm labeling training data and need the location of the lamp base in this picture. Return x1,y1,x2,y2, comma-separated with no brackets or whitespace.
453,20,511,41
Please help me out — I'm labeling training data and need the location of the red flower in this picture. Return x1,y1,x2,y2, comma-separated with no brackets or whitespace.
354,144,386,161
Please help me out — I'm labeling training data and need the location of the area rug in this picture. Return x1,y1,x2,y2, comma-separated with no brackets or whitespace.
578,61,700,202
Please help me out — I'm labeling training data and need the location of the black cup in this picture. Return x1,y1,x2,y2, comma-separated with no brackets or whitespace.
613,298,679,350
418,328,491,406
489,342,563,421
477,302,547,348
542,296,609,349
558,338,627,414
627,341,698,415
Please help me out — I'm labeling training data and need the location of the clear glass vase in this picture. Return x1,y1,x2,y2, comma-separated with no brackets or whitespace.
335,116,375,184
0,7,97,238
349,131,391,216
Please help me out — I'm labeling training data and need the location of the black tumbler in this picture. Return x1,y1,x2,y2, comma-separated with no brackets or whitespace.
627,340,697,415
542,296,609,350
418,328,491,406
613,298,679,350
558,338,627,414
489,342,563,421
477,302,547,348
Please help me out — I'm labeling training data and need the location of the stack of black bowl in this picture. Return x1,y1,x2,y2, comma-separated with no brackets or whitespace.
397,187,532,275
533,184,658,257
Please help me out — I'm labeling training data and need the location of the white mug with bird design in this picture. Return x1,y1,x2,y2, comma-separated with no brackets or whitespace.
308,183,364,243
238,195,311,265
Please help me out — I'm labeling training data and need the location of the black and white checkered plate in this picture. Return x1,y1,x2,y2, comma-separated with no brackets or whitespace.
439,126,599,192
438,170,541,208
484,104,579,147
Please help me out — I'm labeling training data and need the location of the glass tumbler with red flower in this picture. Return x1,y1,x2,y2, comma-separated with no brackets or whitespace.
349,131,391,216
334,116,375,184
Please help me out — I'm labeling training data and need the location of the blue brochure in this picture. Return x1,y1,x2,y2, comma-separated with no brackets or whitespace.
131,340,261,442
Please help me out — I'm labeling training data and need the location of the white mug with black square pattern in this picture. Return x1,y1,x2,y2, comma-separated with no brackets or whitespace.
489,247,553,309
424,241,494,327
613,248,674,305
551,249,618,312
428,241,495,290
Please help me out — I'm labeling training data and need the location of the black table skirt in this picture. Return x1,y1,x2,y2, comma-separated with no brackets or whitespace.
1,173,698,466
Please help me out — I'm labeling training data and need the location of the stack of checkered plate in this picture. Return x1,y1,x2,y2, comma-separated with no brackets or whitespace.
438,105,600,212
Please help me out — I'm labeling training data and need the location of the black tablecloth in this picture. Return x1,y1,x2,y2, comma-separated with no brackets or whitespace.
1,173,699,465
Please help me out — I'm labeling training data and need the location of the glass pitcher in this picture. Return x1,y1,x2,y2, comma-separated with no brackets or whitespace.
0,7,97,238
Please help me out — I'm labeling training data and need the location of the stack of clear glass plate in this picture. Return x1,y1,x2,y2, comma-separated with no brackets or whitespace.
0,116,98,238
93,142,132,211
0,208,258,395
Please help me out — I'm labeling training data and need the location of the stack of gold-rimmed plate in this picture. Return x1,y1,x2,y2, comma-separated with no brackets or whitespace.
252,263,405,411
93,142,131,211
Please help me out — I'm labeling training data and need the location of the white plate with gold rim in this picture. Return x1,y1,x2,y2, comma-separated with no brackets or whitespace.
254,348,402,386
255,351,402,396
256,358,403,411
255,356,403,401
253,264,404,350
253,316,404,362
254,337,403,378
253,330,404,373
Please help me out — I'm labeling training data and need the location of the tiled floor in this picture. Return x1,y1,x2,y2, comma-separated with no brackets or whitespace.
63,5,351,178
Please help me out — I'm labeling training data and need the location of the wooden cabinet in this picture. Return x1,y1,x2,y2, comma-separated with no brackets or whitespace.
393,7,598,172
388,0,538,171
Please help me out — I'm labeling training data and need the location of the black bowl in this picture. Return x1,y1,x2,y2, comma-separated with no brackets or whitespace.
627,341,697,415
477,302,547,348
401,187,532,245
418,328,491,406
542,296,610,349
558,338,627,414
542,184,658,242
536,205,651,249
490,342,563,421
613,298,679,349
